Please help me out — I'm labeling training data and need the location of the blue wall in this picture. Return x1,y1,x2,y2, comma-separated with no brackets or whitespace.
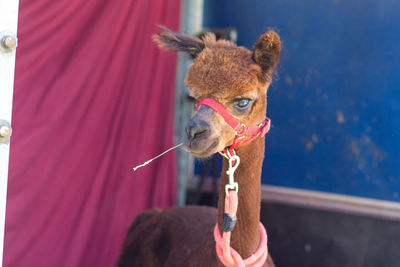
204,0,400,201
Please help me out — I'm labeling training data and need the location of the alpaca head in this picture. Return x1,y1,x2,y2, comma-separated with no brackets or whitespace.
154,27,281,157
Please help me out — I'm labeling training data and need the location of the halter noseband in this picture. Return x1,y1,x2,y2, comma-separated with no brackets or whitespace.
196,98,271,157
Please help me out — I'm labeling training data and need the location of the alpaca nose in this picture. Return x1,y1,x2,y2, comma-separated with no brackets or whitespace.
185,120,210,140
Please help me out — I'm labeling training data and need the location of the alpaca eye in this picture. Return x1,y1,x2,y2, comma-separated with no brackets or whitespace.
234,98,251,110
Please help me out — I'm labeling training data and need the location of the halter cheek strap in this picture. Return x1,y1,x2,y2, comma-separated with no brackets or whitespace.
196,98,271,155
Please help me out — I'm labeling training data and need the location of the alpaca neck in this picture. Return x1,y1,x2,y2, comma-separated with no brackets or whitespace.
217,136,265,259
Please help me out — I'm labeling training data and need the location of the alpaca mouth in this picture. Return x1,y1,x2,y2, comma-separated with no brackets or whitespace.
184,137,219,158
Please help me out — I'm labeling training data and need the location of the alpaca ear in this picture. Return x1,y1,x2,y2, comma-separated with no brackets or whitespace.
252,30,281,82
153,26,205,59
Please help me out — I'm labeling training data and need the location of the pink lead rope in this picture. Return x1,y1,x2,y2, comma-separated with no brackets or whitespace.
213,191,269,267
196,98,270,266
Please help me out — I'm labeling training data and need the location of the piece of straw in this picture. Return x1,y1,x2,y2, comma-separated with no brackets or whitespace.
133,143,183,171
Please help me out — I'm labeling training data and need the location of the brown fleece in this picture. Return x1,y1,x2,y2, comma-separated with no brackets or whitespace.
118,27,281,267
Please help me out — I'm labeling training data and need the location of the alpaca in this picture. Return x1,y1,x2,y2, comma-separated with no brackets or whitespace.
118,27,281,267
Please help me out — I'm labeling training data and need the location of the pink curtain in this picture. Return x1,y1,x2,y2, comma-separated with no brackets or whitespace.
4,1,180,266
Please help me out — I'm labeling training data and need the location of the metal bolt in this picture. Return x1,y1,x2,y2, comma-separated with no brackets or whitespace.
0,126,11,138
1,35,17,51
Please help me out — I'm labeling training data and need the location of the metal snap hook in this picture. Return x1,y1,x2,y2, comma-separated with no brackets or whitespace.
225,155,240,195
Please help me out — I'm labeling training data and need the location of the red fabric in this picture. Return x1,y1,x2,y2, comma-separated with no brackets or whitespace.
4,1,180,266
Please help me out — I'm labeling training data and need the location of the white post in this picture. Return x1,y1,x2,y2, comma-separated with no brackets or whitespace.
175,0,203,205
0,0,19,265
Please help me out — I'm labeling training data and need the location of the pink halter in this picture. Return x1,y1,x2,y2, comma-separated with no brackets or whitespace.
196,98,271,156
